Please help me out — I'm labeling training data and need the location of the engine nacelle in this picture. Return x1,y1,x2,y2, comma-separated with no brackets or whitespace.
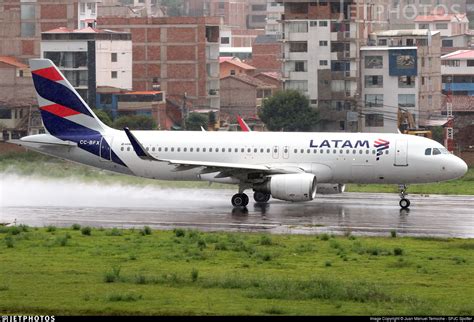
255,173,317,202
316,183,346,194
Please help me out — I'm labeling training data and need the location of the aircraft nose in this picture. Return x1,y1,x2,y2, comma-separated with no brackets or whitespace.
451,156,468,179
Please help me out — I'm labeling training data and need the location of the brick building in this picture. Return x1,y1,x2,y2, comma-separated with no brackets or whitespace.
0,56,42,140
0,0,100,59
220,74,277,122
184,0,247,29
249,34,282,73
98,16,221,111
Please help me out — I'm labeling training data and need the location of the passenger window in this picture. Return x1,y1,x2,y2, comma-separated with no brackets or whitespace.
425,148,432,155
152,147,155,152
228,148,231,152
254,148,257,153
234,148,238,152
146,147,149,151
346,150,350,154
177,148,180,152
327,149,330,154
353,150,356,154
215,148,219,152
158,147,162,152
247,148,251,153
267,148,271,153
359,150,363,154
320,149,323,154
433,148,441,155
294,149,298,153
196,148,200,152
184,148,187,152
241,148,244,153
385,150,388,154
165,147,168,152
301,149,304,153
209,148,213,152
190,148,193,152
372,150,376,154
171,147,174,152
203,148,206,152
260,148,264,153
307,149,310,153
339,149,343,154
121,147,124,151
313,149,317,154
333,149,336,154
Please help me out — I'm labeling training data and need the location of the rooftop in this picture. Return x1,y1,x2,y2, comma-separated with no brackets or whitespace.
219,57,256,70
222,74,275,88
442,95,474,112
43,26,129,34
415,13,467,23
441,50,474,60
0,56,28,69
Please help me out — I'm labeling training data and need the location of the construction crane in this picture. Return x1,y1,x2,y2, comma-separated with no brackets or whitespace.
397,108,432,139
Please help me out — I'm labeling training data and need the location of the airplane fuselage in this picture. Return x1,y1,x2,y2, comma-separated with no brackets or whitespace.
21,130,467,186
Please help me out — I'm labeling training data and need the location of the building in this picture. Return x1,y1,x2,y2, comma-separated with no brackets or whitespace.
265,0,284,36
254,71,283,89
387,0,467,30
40,27,132,107
0,0,100,59
278,0,382,132
441,50,474,96
98,16,221,112
0,56,42,141
249,34,282,73
183,0,247,29
220,73,276,121
362,30,443,132
415,11,469,37
219,57,256,78
247,0,267,29
96,89,168,128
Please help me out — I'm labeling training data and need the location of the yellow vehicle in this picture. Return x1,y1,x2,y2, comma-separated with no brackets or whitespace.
398,108,432,139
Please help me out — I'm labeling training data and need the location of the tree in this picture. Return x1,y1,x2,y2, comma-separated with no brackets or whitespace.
185,113,208,131
113,115,156,130
430,126,444,144
92,109,113,127
258,89,319,131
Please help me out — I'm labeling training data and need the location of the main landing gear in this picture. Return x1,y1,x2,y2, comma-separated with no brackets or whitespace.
398,184,410,209
231,187,271,207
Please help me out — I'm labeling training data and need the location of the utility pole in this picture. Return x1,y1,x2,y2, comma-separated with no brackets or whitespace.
445,76,454,153
181,92,187,130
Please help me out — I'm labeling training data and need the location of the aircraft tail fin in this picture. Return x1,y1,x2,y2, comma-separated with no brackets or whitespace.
29,59,109,139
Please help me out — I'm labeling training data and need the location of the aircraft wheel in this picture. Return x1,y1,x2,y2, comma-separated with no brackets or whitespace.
254,191,270,203
232,193,249,207
399,198,410,209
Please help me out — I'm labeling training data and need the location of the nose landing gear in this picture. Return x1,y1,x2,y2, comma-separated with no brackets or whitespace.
399,184,410,209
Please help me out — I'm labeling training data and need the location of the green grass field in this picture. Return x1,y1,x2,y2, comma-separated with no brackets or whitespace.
0,226,473,315
0,151,473,194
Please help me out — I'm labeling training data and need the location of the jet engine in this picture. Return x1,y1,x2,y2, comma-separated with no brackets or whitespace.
254,173,317,202
316,183,346,194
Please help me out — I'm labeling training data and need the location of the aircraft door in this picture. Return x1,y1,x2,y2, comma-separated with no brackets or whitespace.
394,139,408,166
283,146,289,159
272,146,279,159
99,137,112,161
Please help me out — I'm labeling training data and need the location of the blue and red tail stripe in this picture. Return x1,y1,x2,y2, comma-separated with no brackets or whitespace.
30,58,127,168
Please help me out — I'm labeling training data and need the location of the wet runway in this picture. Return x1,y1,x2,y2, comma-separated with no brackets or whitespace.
1,174,473,238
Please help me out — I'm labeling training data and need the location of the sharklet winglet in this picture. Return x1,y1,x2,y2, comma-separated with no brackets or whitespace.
123,127,159,161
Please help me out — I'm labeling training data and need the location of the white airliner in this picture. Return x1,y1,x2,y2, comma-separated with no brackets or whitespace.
11,59,468,209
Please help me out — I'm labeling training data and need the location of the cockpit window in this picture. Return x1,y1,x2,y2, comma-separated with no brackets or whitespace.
432,148,441,155
425,148,431,155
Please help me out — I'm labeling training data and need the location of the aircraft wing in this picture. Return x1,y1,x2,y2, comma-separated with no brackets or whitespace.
124,127,305,175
